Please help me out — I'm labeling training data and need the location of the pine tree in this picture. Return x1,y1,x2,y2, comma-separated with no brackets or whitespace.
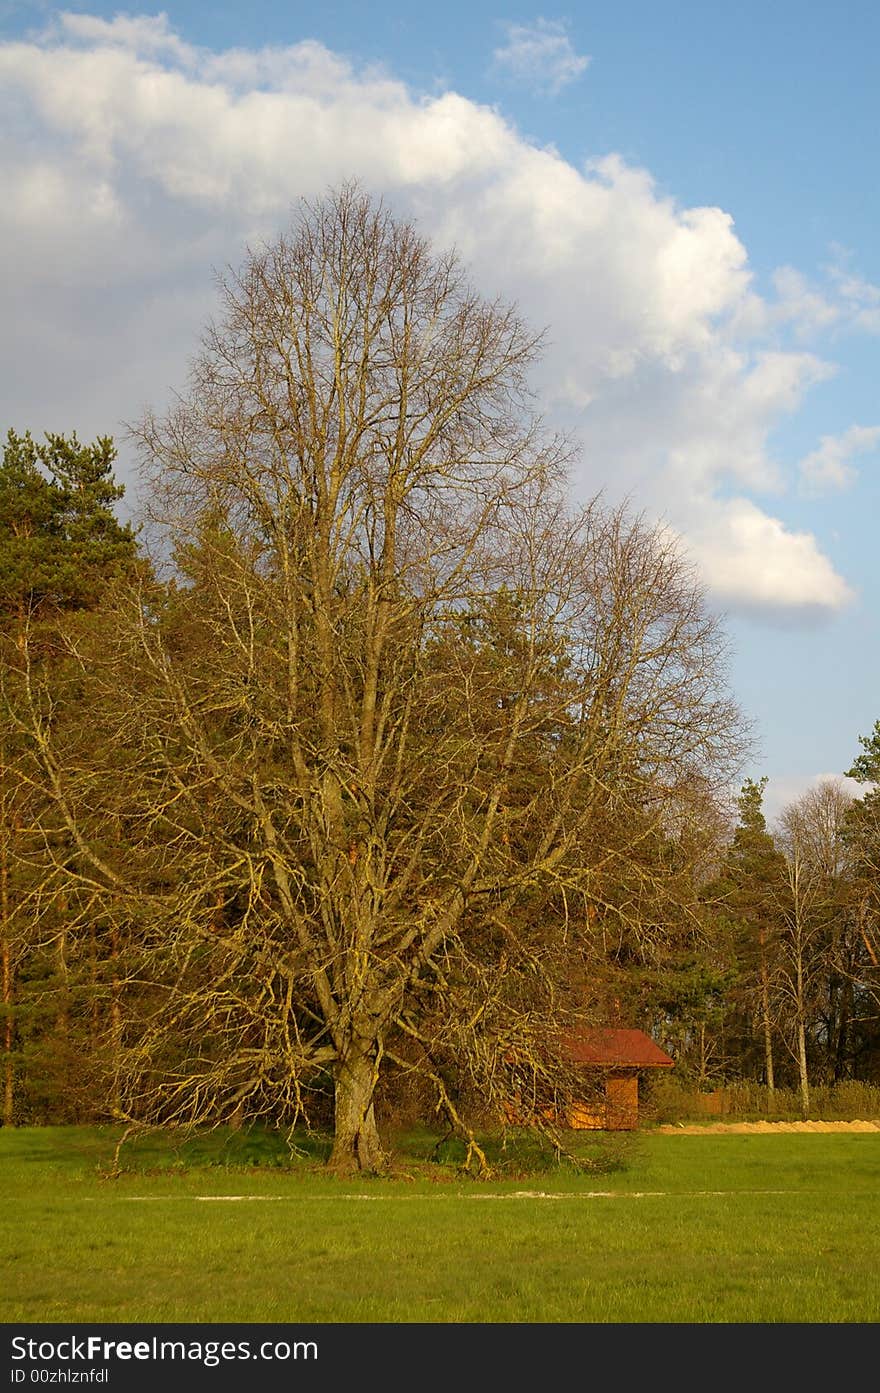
842,727,880,1063
0,429,137,616
0,429,140,1124
706,778,787,1089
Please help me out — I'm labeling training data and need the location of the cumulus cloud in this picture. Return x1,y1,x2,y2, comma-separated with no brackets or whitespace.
799,425,880,495
491,18,590,96
0,13,866,618
683,498,855,614
48,9,197,65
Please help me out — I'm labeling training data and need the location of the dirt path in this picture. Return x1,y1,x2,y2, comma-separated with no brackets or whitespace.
655,1119,880,1133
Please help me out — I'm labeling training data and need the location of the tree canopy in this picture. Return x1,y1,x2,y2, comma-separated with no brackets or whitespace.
3,194,878,1154
0,429,137,617
6,188,747,1169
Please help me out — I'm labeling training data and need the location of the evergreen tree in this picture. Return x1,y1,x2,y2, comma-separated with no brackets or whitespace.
0,429,137,616
0,428,140,1124
704,778,787,1088
841,727,880,1071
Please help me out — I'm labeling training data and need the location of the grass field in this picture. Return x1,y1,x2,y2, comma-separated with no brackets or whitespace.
2,1124,879,1323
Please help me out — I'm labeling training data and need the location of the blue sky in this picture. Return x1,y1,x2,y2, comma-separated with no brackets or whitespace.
2,2,879,822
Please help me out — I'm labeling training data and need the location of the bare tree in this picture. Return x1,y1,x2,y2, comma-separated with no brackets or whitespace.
776,780,855,1113
17,187,744,1170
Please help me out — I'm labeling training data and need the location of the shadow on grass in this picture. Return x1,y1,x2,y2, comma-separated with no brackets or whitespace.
91,1119,636,1181
105,1123,332,1175
0,1119,637,1182
378,1123,635,1179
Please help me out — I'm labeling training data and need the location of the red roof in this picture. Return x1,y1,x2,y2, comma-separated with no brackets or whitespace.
563,1028,675,1069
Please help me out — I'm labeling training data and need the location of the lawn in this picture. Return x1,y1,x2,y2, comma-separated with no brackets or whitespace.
2,1124,879,1323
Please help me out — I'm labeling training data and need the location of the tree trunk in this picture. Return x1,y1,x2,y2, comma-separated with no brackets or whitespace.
760,961,775,1095
328,1046,385,1174
1,935,12,1128
697,1023,709,1085
110,925,122,1117
833,978,852,1081
1,826,13,1127
795,953,810,1118
796,1015,810,1118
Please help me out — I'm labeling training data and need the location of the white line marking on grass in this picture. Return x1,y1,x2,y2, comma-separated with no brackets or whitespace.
93,1189,794,1202
195,1195,282,1201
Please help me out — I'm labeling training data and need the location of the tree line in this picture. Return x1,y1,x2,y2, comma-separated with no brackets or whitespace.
658,771,880,1113
1,188,877,1168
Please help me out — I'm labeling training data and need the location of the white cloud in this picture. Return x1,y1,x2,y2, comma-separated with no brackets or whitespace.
734,258,877,343
682,499,854,614
771,266,840,337
0,14,865,619
763,773,866,827
51,9,198,65
799,425,880,494
491,18,590,96
828,255,880,335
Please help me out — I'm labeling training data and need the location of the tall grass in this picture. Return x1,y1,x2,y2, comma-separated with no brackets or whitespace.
646,1076,880,1124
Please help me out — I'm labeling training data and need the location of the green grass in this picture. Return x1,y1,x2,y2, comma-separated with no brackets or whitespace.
2,1125,879,1322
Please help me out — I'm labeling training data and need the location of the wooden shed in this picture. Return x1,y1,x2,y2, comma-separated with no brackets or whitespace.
562,1027,675,1130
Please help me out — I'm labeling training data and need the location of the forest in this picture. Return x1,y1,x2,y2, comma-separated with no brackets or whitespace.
1,189,878,1170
